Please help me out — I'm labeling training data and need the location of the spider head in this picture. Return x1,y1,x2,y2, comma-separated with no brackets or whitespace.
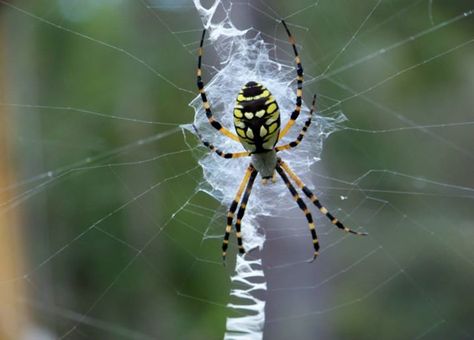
233,81,281,154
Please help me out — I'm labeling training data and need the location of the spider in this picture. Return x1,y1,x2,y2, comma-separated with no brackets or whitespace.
194,20,367,262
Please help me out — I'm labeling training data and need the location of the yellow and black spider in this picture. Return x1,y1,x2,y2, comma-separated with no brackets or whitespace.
194,20,367,262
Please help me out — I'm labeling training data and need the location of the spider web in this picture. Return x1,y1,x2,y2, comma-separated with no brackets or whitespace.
1,0,474,339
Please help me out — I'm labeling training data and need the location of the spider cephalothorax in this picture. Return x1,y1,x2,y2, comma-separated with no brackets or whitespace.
193,20,367,263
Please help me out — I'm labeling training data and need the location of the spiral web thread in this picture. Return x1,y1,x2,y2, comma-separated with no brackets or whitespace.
187,1,345,338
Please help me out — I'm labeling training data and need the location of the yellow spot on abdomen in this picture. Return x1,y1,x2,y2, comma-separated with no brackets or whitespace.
266,116,278,125
237,128,246,138
267,103,277,113
234,120,246,128
234,109,243,118
246,128,254,139
268,122,278,134
265,97,275,105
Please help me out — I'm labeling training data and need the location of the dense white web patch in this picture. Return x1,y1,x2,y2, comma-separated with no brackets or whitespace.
1,0,474,339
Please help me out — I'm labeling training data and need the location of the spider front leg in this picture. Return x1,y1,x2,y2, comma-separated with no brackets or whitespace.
279,20,304,140
275,164,320,261
193,125,250,159
222,165,256,263
279,160,368,236
276,94,317,152
197,30,240,143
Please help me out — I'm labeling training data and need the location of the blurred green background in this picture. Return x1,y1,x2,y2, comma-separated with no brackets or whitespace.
1,0,473,339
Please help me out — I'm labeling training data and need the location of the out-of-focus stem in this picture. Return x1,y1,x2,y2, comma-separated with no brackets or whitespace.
0,19,30,338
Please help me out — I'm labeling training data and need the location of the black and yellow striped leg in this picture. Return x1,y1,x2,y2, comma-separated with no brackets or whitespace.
279,20,304,140
279,160,368,236
197,30,240,143
234,169,258,255
223,165,255,263
192,125,250,159
276,94,317,152
275,164,320,261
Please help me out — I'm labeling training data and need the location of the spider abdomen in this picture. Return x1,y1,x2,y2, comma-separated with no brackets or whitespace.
233,81,281,153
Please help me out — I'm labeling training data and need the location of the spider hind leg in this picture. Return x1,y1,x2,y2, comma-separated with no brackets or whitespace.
222,165,258,263
235,168,258,255
279,160,368,237
275,164,320,261
222,165,254,262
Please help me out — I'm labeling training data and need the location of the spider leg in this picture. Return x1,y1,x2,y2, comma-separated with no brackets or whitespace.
279,20,304,140
275,164,320,261
197,30,240,142
193,125,250,158
222,165,255,263
278,160,368,236
276,94,317,152
234,168,258,255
